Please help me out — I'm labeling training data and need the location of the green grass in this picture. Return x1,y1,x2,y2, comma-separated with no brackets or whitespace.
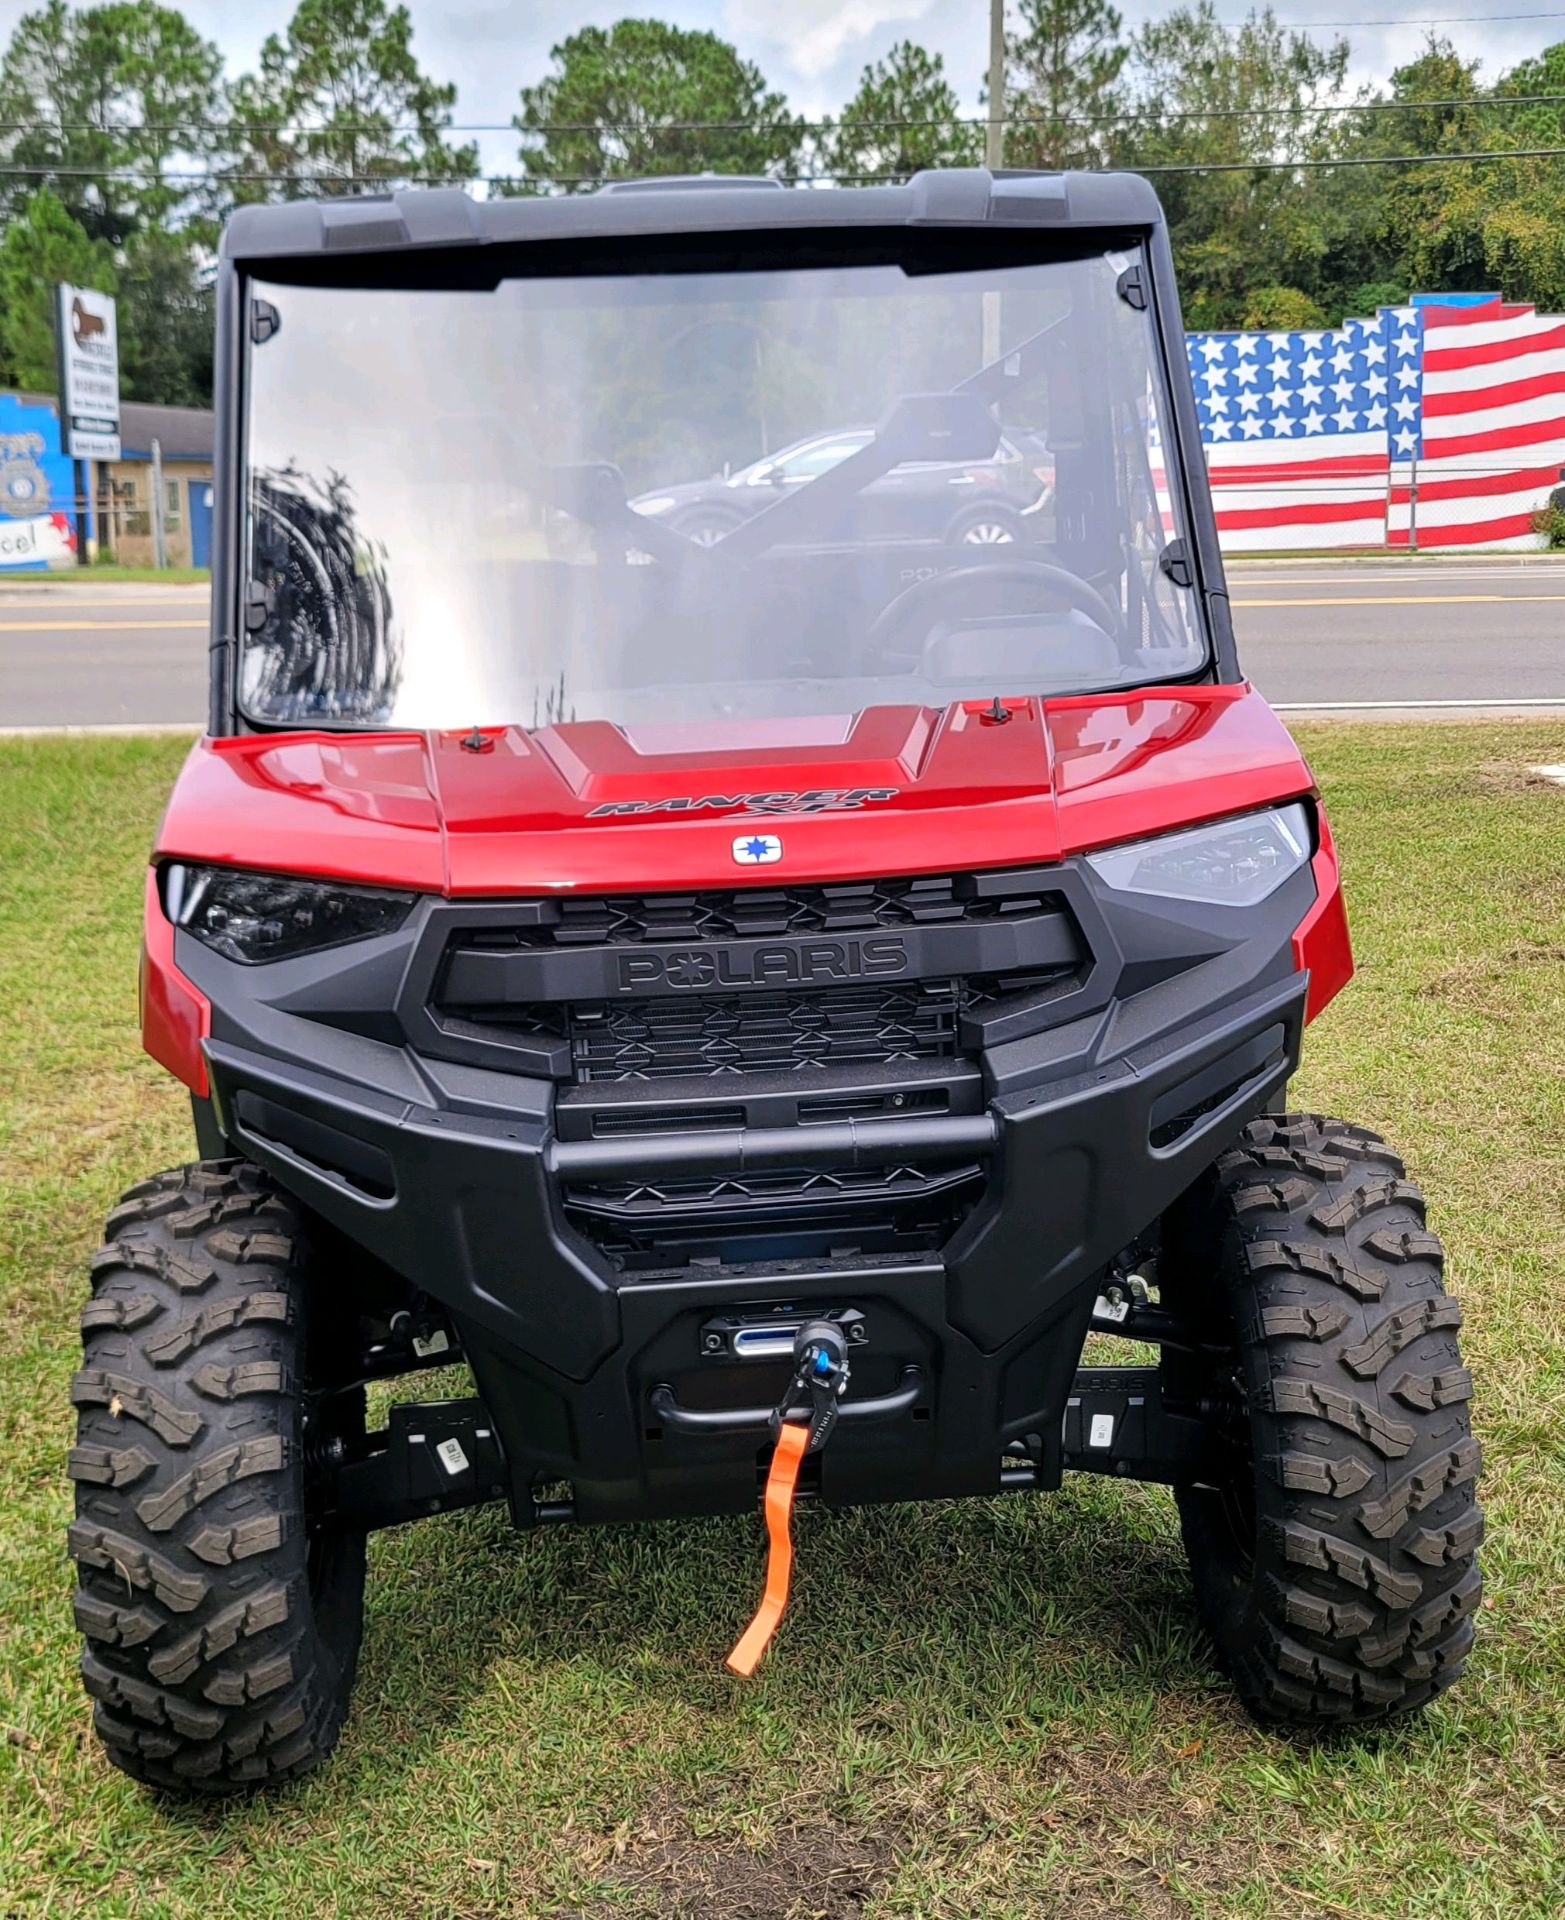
1,726,1562,1919
0,565,211,587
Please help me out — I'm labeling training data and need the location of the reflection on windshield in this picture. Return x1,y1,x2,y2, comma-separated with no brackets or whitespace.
239,246,1207,731
244,468,399,724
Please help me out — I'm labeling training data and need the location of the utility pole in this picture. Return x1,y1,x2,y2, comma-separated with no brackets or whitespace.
983,0,1006,364
151,437,168,570
986,0,1006,172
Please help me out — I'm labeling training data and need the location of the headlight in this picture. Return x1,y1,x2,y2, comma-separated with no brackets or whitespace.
632,495,677,516
162,863,415,964
1085,802,1313,906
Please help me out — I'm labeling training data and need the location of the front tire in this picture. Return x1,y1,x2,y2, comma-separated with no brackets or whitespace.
69,1161,365,1793
1161,1115,1482,1726
946,504,1025,546
670,507,743,547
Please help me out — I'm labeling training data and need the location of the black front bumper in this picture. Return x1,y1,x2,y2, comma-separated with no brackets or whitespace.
198,897,1308,1520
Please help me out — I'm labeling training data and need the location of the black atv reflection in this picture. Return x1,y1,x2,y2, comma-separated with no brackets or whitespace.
243,466,402,724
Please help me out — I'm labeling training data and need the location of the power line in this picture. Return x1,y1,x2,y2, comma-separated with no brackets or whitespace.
1142,141,1565,172
5,145,1565,187
10,91,1565,140
1278,6,1564,20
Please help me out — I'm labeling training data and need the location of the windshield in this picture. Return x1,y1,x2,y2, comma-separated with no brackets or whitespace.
240,239,1207,731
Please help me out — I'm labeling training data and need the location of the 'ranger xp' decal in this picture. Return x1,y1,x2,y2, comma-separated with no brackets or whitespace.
587,787,899,819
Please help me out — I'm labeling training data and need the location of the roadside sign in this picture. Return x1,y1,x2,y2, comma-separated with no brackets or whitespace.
55,284,120,461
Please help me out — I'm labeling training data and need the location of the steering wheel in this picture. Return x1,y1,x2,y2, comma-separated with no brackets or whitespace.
867,559,1123,662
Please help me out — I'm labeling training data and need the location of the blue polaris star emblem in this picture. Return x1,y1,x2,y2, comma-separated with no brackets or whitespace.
732,832,782,866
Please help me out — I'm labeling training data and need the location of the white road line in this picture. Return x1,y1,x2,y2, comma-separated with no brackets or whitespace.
0,721,200,737
1228,559,1565,571
1235,593,1565,607
0,618,207,631
0,594,205,603
1229,569,1565,585
6,705,1565,735
1238,579,1565,591
1276,698,1565,711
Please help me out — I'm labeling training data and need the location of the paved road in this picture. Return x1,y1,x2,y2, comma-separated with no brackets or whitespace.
3,560,1565,728
1228,559,1565,708
0,582,209,728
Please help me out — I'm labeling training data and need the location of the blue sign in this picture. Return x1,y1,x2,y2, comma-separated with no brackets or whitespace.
1411,291,1500,309
0,392,83,569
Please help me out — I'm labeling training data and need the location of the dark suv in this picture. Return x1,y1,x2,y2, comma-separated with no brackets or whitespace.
630,424,1054,547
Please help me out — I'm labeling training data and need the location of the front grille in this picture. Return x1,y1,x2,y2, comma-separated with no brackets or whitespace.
568,981,960,1082
439,971,1069,1084
427,867,1086,1094
416,869,1089,1267
416,868,1091,1269
461,872,1056,950
564,1161,985,1270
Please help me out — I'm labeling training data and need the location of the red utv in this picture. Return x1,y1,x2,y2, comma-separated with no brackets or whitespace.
70,169,1481,1793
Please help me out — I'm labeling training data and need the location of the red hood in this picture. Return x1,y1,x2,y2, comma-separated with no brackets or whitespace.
154,686,1315,894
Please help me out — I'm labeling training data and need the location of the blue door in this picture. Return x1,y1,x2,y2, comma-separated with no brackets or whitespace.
190,482,213,569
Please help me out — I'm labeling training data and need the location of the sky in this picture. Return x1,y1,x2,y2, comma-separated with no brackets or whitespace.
0,0,1561,182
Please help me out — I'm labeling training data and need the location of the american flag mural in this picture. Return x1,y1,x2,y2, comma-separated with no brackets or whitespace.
1185,296,1565,551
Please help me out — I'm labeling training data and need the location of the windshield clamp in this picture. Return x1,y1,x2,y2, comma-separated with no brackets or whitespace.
242,580,272,634
1115,265,1149,313
1159,539,1194,590
250,298,281,346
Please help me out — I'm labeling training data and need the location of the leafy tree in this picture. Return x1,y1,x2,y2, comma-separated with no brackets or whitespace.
116,225,213,406
0,1,225,237
1494,38,1565,144
1356,40,1565,308
1360,37,1487,157
1116,4,1353,329
0,186,117,391
1348,279,1409,315
1328,43,1487,309
1239,285,1328,329
510,20,803,192
226,0,477,201
1001,0,1129,169
815,41,977,185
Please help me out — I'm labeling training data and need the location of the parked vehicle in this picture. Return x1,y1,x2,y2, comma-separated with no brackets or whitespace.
70,168,1480,1794
631,425,1053,547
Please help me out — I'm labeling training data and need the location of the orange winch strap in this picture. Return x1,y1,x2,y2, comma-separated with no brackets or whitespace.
725,1419,811,1677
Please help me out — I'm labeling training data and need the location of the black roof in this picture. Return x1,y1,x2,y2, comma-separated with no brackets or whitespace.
220,169,1164,264
120,401,212,460
0,392,212,459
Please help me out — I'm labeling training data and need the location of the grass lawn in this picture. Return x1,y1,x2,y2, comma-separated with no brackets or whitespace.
1,724,1562,1919
0,566,210,588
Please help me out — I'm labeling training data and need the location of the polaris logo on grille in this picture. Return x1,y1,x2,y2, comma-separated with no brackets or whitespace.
615,938,910,993
733,832,782,866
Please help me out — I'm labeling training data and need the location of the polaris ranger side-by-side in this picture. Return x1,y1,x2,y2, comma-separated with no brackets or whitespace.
70,170,1481,1793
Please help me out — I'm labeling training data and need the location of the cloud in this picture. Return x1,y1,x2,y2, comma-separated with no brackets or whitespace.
725,0,942,83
